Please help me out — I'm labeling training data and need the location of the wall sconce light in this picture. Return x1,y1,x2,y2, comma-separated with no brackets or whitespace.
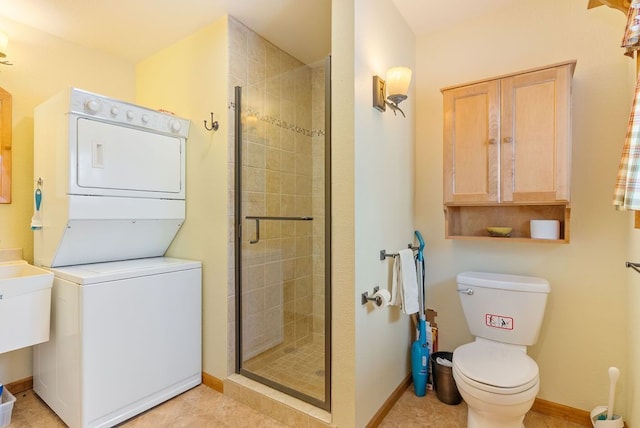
372,66,412,117
0,31,12,66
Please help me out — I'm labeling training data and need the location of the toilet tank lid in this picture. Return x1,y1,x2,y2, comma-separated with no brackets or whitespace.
457,271,550,293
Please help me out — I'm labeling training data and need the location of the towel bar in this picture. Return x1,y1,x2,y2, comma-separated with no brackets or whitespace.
380,244,419,261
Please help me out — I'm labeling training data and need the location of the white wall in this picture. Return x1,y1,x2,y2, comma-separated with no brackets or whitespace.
414,0,634,414
332,0,416,425
0,17,134,385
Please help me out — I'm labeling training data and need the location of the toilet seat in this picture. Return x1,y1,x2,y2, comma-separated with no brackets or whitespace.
453,341,539,395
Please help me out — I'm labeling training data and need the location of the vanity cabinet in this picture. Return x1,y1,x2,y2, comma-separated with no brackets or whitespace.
442,61,575,242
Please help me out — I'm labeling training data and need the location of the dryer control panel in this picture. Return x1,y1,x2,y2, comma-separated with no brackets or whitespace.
69,88,190,138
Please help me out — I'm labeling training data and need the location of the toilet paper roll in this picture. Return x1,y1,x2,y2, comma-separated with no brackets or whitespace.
530,220,560,240
373,289,391,308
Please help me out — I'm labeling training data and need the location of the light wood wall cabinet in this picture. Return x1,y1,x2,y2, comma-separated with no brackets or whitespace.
442,61,576,243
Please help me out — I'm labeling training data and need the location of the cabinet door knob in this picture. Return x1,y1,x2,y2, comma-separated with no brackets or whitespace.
488,138,497,144
504,137,513,143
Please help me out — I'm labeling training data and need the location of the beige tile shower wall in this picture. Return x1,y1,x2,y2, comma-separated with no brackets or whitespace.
228,17,321,366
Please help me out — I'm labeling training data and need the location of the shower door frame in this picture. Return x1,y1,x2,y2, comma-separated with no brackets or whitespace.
234,56,332,411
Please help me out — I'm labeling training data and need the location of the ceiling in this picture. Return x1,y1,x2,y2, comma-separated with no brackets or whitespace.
0,0,519,65
393,0,520,36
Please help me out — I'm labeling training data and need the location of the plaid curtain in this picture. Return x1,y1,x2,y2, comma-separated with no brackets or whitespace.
622,1,640,56
613,0,640,210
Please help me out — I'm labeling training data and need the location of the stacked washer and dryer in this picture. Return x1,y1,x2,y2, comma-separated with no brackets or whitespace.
32,88,202,428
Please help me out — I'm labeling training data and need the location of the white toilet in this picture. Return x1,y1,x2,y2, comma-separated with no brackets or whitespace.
452,271,550,428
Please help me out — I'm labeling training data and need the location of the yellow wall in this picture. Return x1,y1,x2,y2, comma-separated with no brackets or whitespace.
0,17,134,384
136,17,230,379
331,0,356,423
414,0,635,414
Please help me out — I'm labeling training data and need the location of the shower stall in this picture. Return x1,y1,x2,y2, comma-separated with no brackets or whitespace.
233,40,331,410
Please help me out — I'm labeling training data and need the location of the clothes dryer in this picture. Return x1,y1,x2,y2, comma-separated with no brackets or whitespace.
33,87,189,268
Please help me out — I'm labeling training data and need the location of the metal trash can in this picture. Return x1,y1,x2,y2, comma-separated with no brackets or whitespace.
430,351,462,405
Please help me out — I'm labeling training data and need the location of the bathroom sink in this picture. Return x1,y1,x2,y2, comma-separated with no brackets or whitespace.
0,260,54,353
0,260,53,297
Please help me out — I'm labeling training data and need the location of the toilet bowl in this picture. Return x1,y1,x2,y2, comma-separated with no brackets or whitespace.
454,272,550,428
453,339,539,428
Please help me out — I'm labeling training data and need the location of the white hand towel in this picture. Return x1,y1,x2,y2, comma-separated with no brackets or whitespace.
392,249,419,315
390,257,399,306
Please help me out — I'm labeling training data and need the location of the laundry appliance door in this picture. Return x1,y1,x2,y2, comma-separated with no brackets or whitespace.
71,118,184,199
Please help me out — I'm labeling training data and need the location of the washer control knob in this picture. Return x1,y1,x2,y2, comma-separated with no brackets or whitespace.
141,114,150,124
85,99,101,114
110,106,120,117
126,110,135,120
169,119,182,133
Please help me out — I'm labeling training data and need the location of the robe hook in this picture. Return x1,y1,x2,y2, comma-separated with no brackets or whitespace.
204,112,219,131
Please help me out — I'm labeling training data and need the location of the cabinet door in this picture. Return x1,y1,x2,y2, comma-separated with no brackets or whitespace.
500,65,572,202
443,80,500,203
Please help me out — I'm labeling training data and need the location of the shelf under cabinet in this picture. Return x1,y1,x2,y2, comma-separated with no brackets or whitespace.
444,204,570,243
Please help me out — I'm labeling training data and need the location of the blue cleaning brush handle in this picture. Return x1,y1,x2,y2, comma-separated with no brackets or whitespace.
414,230,425,261
35,189,42,211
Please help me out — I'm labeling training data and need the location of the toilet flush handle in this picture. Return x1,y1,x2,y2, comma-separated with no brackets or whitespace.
457,288,474,296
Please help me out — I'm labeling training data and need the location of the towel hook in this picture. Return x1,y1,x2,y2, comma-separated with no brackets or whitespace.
204,112,219,131
626,261,640,275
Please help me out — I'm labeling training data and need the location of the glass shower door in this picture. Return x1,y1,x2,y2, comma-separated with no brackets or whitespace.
235,57,330,410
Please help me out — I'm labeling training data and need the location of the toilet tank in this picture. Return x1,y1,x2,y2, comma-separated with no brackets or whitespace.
457,271,550,346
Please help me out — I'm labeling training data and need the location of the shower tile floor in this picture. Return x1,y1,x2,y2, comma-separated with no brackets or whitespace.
243,340,325,401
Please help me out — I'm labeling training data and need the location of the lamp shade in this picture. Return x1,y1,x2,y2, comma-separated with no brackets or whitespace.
0,31,8,58
386,67,412,97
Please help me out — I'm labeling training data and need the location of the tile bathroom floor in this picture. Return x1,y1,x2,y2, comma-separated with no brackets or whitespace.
9,383,588,427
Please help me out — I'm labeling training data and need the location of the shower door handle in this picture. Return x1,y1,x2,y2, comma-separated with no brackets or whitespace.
245,216,314,244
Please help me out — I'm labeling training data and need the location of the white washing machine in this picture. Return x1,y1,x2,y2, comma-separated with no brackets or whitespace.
33,257,201,428
32,88,201,428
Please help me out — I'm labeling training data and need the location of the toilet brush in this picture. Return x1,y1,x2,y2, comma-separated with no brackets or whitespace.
591,367,623,428
606,367,619,420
